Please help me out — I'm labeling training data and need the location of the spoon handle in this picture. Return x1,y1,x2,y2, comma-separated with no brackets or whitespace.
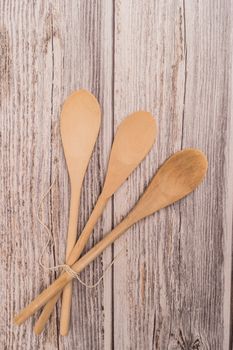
65,186,81,260
67,194,108,266
14,215,134,326
34,194,107,334
33,186,81,335
59,185,80,335
60,193,107,335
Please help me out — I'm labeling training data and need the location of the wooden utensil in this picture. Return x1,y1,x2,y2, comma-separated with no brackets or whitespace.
35,111,157,335
55,89,100,330
14,149,208,326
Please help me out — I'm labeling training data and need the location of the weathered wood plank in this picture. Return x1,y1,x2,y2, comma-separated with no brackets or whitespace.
52,1,114,349
113,1,232,349
0,1,113,349
0,1,59,348
182,2,232,349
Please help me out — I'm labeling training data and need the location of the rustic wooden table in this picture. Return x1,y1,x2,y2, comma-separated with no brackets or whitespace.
0,1,232,349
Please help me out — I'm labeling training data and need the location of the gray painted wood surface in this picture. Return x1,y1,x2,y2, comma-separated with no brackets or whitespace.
0,1,232,349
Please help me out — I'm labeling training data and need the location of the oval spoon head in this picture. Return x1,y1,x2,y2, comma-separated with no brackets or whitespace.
131,148,208,220
60,89,101,184
102,111,157,197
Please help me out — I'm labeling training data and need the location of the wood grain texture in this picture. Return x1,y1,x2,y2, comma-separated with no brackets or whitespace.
0,0,232,349
113,1,232,349
0,1,113,349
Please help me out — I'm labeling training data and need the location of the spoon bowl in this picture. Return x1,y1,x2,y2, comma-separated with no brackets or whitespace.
60,89,101,181
102,111,157,197
129,148,208,221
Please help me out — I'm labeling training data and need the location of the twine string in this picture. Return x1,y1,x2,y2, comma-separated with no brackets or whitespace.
37,173,123,289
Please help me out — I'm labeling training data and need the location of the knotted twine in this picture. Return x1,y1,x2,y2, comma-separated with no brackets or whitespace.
37,173,123,289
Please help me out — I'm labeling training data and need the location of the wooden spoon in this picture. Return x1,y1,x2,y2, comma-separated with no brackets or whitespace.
54,89,100,328
35,111,157,335
14,149,208,326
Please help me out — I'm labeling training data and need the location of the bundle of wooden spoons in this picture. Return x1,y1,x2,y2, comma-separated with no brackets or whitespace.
13,90,208,335
36,108,157,335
